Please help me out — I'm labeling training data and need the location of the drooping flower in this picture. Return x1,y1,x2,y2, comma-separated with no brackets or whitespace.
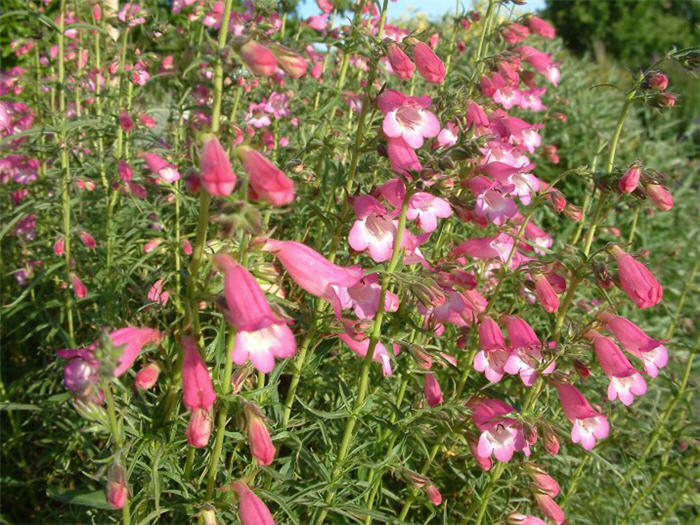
142,152,180,183
532,273,560,313
237,39,277,77
471,398,531,462
236,146,294,206
406,192,452,233
597,311,667,377
644,183,673,211
424,373,443,406
555,382,609,450
111,327,163,377
260,239,363,318
342,273,399,320
230,481,275,525
503,316,554,386
268,42,307,79
611,245,662,308
348,195,397,262
473,315,509,383
377,90,440,149
200,134,237,197
534,493,565,525
527,16,556,39
213,254,296,373
586,330,647,406
412,41,446,84
387,43,414,80
245,404,276,466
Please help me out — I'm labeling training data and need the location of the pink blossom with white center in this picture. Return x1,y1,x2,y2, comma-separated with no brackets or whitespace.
519,87,547,112
406,192,452,232
523,219,553,254
497,115,543,154
246,102,272,128
424,288,486,328
503,316,555,386
473,316,509,383
556,383,609,450
471,398,531,462
377,90,440,149
348,195,397,262
451,233,516,266
587,331,647,406
142,153,180,184
467,175,518,225
117,3,147,27
517,46,561,86
403,231,432,268
493,84,523,110
340,273,399,320
436,122,458,148
264,91,290,119
338,333,399,377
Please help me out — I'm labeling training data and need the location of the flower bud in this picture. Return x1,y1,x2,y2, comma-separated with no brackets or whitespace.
199,506,219,525
542,424,560,455
412,41,445,84
268,43,307,79
186,408,212,448
534,493,565,524
533,273,559,313
527,465,560,497
563,203,582,222
134,362,161,390
644,183,673,211
408,344,433,370
644,71,668,91
424,373,443,407
237,39,277,77
230,481,275,525
387,43,414,80
523,422,539,446
79,231,96,249
231,365,254,394
71,273,88,298
618,163,641,193
651,92,676,108
572,359,591,379
245,404,276,466
425,484,442,505
200,134,237,197
118,160,133,182
54,236,64,256
107,462,128,509
547,189,567,213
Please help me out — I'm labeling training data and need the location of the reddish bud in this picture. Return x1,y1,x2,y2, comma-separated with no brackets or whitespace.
425,484,442,505
412,41,445,84
572,359,591,379
237,39,278,77
230,481,275,525
387,44,414,80
269,43,307,79
134,362,161,390
200,134,237,197
107,462,128,509
186,408,212,448
542,425,560,455
424,373,443,406
644,71,668,91
619,163,641,193
245,404,276,466
652,92,677,108
644,183,673,211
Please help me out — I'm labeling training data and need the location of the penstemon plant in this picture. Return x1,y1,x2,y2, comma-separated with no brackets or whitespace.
1,0,697,523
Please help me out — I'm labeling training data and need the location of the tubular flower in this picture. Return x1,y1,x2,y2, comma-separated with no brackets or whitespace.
230,481,276,525
473,315,509,383
377,90,440,149
611,245,662,308
503,316,555,386
424,373,443,406
181,336,216,412
236,146,294,206
237,39,277,76
213,254,296,373
268,42,307,79
597,311,667,377
412,41,446,83
338,333,398,377
471,398,531,462
348,195,397,262
587,330,647,406
260,239,364,318
532,273,560,313
555,382,609,450
200,134,237,196
387,43,414,79
245,404,276,466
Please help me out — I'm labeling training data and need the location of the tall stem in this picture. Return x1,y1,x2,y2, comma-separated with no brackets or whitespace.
103,381,131,525
316,190,411,525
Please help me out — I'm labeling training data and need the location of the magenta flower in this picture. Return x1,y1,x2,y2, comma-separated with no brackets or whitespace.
528,16,556,38
471,398,531,462
200,134,237,197
245,404,276,466
237,146,294,206
70,273,87,298
338,333,398,377
587,330,647,406
507,514,547,525
260,239,363,318
230,481,275,525
597,312,667,377
503,316,554,386
387,44,414,79
473,316,509,383
213,254,296,373
406,192,452,232
142,152,180,184
348,195,397,262
186,408,212,449
378,90,440,149
534,493,565,525
237,39,277,77
424,373,443,406
611,246,662,308
386,136,422,173
109,327,163,377
555,383,609,450
181,336,216,412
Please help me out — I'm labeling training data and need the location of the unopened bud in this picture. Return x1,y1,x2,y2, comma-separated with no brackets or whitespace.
644,183,673,211
134,362,161,390
245,404,275,466
651,91,677,108
643,71,668,91
107,462,128,509
542,424,560,455
572,359,591,379
408,344,433,370
523,421,539,445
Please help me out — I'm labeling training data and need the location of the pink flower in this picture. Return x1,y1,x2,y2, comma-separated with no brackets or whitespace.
200,134,237,197
377,90,440,149
237,39,277,76
119,110,133,132
213,254,296,373
528,16,556,39
534,493,565,525
245,404,275,466
269,43,307,79
53,236,64,256
516,46,560,86
107,462,128,509
387,44,414,80
338,333,398,376
473,316,509,383
71,273,87,298
343,273,399,319
471,398,531,462
230,481,275,525
645,72,669,91
386,136,422,173
181,336,216,412
619,163,641,193
587,330,647,406
597,312,667,377
645,183,673,211
611,246,662,308
412,41,445,84
79,231,96,249
134,362,161,390
148,279,169,305
527,465,560,497
261,239,363,318
424,373,443,406
142,152,180,183
236,146,294,206
555,383,609,450
406,192,451,232
111,327,163,377
507,514,547,525
503,316,554,386
348,195,397,262
533,273,560,313
425,484,442,505
186,408,212,449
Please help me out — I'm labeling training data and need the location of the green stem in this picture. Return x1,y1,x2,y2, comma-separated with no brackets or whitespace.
281,328,317,428
204,329,236,499
627,207,640,245
664,261,698,340
468,462,506,525
103,381,131,525
316,190,412,525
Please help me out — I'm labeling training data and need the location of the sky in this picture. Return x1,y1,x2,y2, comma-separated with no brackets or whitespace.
298,0,547,21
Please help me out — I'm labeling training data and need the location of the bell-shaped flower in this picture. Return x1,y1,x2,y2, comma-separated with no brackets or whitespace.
338,333,398,377
142,152,180,183
186,408,213,448
245,404,275,466
555,382,609,450
236,146,294,206
597,312,667,377
342,273,399,320
503,316,554,386
424,373,443,406
406,192,452,232
386,43,414,80
181,336,216,412
213,254,296,373
386,136,422,174
348,195,397,262
473,315,509,383
200,134,237,196
412,41,446,84
377,90,440,149
237,39,277,77
611,246,662,308
587,330,647,406
260,239,363,318
230,481,275,525
471,398,531,462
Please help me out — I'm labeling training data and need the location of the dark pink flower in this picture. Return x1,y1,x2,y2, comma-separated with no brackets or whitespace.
619,163,641,193
424,373,443,406
378,90,440,149
230,481,275,525
181,336,216,412
238,39,277,77
528,16,556,39
412,41,445,84
200,134,237,197
387,44,413,80
611,246,662,308
555,383,609,450
237,146,294,206
245,404,275,466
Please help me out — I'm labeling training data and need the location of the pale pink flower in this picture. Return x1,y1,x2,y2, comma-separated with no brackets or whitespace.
142,152,180,184
338,333,398,377
555,382,609,450
472,398,531,462
406,192,452,232
503,316,555,386
377,90,440,149
348,195,397,262
238,39,277,76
